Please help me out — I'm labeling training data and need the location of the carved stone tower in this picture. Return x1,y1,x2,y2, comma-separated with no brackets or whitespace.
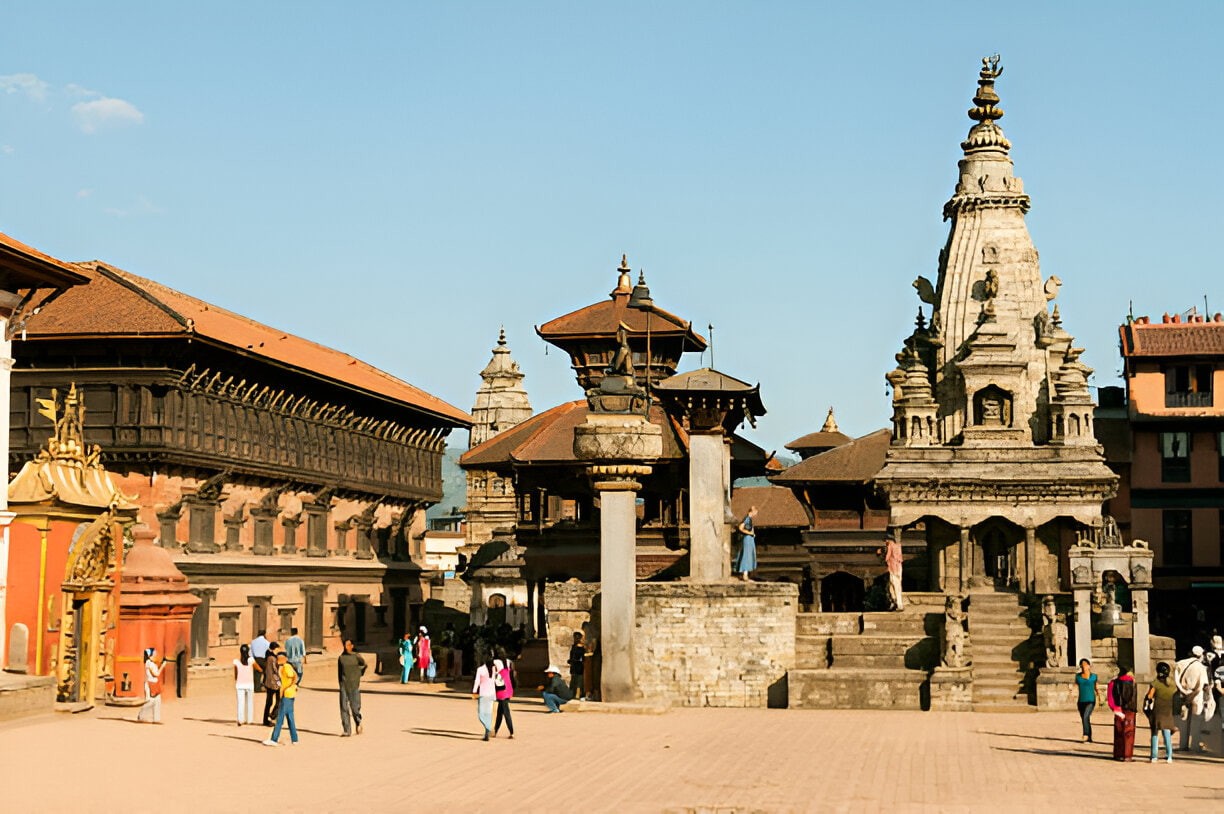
465,329,532,548
875,57,1117,599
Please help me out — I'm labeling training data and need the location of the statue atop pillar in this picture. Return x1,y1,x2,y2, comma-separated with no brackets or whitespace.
942,595,966,668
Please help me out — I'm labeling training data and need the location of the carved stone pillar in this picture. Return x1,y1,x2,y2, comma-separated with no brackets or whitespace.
1022,526,1036,594
281,513,302,555
157,505,182,549
958,526,970,594
1073,588,1092,666
688,430,728,582
1132,589,1151,680
223,508,245,553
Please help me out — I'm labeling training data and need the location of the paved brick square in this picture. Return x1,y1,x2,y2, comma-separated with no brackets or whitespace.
2,677,1220,813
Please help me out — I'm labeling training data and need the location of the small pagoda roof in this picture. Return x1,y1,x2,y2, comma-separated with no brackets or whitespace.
0,230,90,290
22,262,471,426
771,429,891,485
731,485,809,529
785,407,851,452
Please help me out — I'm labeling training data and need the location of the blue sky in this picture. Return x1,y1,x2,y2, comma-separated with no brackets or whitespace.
1,3,1221,454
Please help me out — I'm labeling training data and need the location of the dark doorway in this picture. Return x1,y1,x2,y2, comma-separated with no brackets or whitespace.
190,593,211,661
176,650,188,697
391,590,407,638
305,589,324,650
980,527,1014,589
820,572,865,613
354,601,367,644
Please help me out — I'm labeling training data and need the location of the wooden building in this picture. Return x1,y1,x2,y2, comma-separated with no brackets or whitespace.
11,261,470,666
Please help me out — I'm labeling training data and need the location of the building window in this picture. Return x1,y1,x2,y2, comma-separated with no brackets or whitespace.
218,612,240,646
1161,509,1193,567
1160,432,1191,482
1165,364,1213,408
277,608,295,637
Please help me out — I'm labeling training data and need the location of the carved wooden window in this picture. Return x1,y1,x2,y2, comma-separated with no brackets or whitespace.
277,607,295,637
1165,364,1213,408
218,612,240,645
1161,509,1192,567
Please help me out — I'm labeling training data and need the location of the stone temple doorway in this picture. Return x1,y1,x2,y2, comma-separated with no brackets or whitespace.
820,571,865,612
974,520,1021,592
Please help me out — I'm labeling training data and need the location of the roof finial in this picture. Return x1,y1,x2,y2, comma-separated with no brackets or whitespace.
619,253,629,271
961,54,1012,154
821,406,839,433
612,253,633,296
497,326,507,346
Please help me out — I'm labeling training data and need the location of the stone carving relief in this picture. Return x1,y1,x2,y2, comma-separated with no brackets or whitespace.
1041,595,1068,668
942,595,966,668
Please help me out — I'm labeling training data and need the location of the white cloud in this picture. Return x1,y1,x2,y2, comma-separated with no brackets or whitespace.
103,195,162,218
76,188,93,199
0,73,49,102
71,96,144,133
1,145,13,155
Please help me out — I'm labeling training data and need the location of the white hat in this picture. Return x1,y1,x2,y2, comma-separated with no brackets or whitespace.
1212,635,1223,650
1192,645,1204,657
545,664,564,674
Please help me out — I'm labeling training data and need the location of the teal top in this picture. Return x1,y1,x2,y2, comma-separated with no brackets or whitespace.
1075,673,1098,703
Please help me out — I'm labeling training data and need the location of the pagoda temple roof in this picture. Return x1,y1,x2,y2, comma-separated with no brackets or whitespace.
460,398,769,470
20,261,471,426
771,429,891,485
536,275,706,347
785,407,850,452
731,485,809,529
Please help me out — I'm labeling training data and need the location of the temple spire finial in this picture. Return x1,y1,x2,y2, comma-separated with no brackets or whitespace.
961,54,1012,155
612,253,633,296
821,406,839,434
497,326,507,347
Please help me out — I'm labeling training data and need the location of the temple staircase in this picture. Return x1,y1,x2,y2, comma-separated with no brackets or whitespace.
968,591,1038,712
788,593,943,709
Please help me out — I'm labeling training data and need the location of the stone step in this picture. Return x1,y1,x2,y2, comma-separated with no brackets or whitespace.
788,667,924,710
796,613,861,637
972,703,1036,713
830,634,928,655
860,614,930,636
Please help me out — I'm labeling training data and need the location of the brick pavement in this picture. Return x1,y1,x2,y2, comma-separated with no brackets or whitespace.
1,676,1220,813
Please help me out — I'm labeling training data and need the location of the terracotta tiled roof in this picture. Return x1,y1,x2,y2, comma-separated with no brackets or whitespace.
1120,319,1224,357
770,429,891,484
21,262,471,425
537,292,707,347
731,485,809,528
0,230,90,289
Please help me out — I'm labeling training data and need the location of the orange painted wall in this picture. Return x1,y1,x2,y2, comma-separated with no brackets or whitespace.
7,519,76,674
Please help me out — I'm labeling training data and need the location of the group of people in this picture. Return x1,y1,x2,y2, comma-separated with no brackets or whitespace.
399,626,448,683
1074,633,1224,762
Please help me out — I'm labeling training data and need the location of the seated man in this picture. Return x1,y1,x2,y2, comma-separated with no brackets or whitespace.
538,664,574,713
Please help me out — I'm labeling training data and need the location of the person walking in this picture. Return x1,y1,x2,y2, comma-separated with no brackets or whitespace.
493,648,515,739
263,651,300,746
284,627,306,681
883,535,904,611
415,626,433,683
398,631,415,684
1145,662,1177,763
472,655,497,741
250,629,270,693
261,642,281,726
1073,658,1098,742
234,644,256,726
734,506,758,581
135,648,165,724
1175,645,1211,752
568,631,586,700
538,664,574,713
337,639,367,737
1106,665,1138,761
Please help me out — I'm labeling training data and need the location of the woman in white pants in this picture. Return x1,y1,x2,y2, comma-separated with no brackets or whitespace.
234,644,256,725
136,648,164,723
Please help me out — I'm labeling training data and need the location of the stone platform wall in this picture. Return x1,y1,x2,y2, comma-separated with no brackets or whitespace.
635,583,797,708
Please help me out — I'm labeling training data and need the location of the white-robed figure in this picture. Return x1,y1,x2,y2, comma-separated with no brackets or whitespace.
136,647,165,723
1174,646,1213,752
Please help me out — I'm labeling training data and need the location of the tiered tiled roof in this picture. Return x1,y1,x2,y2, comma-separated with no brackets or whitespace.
771,429,891,484
21,261,471,425
0,229,90,289
731,485,809,529
1120,315,1224,358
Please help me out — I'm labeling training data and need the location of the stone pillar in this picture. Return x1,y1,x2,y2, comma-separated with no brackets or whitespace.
1073,588,1092,666
958,526,970,594
1023,526,1036,594
1132,589,1150,679
592,466,648,703
251,507,277,555
688,431,727,582
157,505,182,549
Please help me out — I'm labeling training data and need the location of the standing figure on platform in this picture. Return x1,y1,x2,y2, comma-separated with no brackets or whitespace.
882,535,904,611
734,506,758,581
1073,659,1098,743
1107,665,1138,761
136,648,164,724
942,596,965,668
399,632,415,684
415,627,433,683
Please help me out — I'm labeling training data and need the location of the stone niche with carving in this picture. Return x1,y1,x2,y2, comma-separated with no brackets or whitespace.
972,384,1013,428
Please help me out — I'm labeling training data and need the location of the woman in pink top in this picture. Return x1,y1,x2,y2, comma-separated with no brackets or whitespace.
493,647,515,739
415,626,433,683
471,656,496,741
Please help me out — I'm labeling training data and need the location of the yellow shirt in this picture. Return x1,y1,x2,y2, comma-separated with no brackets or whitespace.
279,664,299,698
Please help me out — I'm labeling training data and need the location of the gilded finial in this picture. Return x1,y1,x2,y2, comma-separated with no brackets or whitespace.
821,407,840,434
619,254,630,271
497,326,506,346
962,54,1012,154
